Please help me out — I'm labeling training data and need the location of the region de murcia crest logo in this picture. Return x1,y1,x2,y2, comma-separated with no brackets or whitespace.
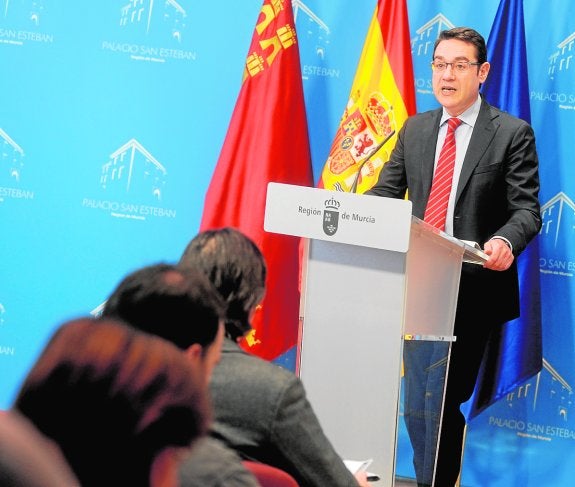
323,196,340,236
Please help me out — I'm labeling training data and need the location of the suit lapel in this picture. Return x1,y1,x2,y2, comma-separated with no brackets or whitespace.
455,100,499,203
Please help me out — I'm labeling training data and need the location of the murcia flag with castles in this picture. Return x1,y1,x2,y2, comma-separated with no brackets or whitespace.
200,0,313,361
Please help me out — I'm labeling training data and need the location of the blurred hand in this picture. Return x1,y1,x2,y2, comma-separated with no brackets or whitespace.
354,471,371,487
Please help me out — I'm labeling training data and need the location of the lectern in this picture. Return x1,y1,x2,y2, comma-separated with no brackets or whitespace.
264,182,487,486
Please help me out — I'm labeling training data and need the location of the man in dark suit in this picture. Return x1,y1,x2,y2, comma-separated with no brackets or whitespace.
366,27,541,486
179,227,370,487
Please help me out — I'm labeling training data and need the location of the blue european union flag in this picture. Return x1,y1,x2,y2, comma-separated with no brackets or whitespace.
462,0,543,420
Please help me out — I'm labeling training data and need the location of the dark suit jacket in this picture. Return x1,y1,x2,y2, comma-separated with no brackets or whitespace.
178,437,259,487
367,98,541,324
209,338,359,487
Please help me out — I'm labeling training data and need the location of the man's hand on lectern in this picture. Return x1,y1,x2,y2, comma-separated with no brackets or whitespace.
483,238,514,271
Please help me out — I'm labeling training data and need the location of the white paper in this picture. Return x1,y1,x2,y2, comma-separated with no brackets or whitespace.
343,458,373,474
461,239,482,250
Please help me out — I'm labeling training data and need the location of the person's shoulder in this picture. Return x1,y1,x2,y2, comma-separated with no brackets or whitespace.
222,339,295,372
179,437,259,487
403,107,441,128
0,410,80,486
483,101,532,129
218,340,299,385
414,107,441,118
231,350,299,383
183,436,243,464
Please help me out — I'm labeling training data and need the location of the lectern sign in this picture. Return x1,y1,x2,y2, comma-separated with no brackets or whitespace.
264,182,412,253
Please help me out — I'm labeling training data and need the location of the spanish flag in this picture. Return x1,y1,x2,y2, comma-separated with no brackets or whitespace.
319,0,416,193
200,0,313,360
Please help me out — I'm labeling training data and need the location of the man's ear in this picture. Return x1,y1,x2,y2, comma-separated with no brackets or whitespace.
479,61,490,83
185,343,203,361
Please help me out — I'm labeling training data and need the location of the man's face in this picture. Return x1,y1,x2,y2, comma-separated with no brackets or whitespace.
432,38,490,116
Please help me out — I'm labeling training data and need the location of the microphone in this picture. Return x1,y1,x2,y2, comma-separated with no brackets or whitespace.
349,131,394,193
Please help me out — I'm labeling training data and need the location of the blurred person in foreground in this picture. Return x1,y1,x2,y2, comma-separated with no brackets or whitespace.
178,227,371,487
13,317,209,487
0,409,79,487
102,263,260,487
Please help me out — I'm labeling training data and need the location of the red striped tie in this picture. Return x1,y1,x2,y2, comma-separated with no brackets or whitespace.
424,117,462,230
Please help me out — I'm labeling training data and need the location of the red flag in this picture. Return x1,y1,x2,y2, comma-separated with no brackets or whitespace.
200,0,313,360
319,0,416,192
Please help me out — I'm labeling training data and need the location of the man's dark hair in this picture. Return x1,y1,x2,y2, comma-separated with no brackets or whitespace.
102,263,225,351
178,227,266,341
433,27,488,65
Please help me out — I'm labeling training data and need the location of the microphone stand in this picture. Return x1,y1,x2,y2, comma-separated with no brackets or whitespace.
349,131,394,193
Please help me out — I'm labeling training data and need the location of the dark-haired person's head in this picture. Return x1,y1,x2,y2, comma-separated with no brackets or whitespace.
14,317,209,487
102,263,226,384
433,26,488,65
178,227,266,342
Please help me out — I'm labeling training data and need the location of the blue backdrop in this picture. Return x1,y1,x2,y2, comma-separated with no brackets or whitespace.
1,1,573,485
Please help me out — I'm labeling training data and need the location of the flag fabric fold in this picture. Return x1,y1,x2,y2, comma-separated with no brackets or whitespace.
318,0,416,193
462,0,543,420
200,0,313,360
